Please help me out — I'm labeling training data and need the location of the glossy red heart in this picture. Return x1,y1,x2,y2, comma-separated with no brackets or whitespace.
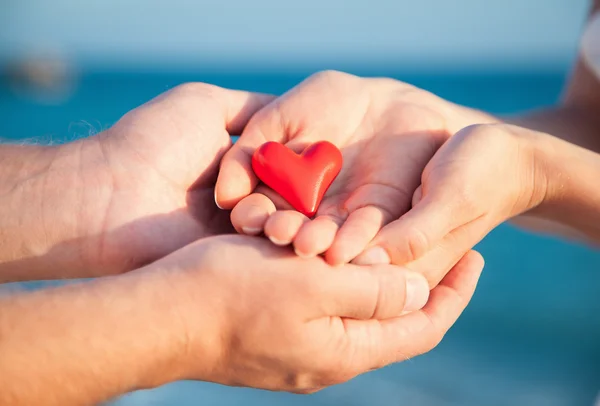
251,141,343,217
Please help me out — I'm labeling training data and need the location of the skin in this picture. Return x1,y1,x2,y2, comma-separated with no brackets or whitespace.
351,0,600,273
352,123,600,278
220,1,600,286
215,71,496,271
0,83,483,405
0,83,274,281
0,236,484,405
4,3,598,403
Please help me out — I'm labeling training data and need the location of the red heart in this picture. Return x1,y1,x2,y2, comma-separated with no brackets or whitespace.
251,141,343,217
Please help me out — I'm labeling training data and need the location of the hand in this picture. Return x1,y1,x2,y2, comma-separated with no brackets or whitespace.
156,235,484,393
92,84,276,274
0,234,482,405
0,83,274,280
215,70,494,268
353,123,548,285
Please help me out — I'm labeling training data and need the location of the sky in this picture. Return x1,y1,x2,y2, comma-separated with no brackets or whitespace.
0,0,593,70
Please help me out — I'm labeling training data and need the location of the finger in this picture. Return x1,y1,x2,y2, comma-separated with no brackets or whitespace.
214,101,285,209
314,264,430,320
381,250,484,363
294,215,343,258
352,193,469,266
137,84,274,136
230,193,276,235
264,210,310,246
341,250,484,372
218,88,277,135
253,184,295,211
406,217,489,288
325,206,388,266
212,88,276,210
412,184,423,207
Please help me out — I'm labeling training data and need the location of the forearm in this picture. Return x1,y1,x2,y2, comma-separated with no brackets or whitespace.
0,139,112,282
510,0,600,149
505,96,600,242
504,1,600,241
509,106,600,153
0,269,183,405
525,132,600,245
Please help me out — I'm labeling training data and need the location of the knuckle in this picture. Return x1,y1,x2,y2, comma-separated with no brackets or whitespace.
454,123,492,140
311,69,355,83
388,226,429,263
407,227,429,261
171,82,221,99
284,372,311,391
292,387,322,395
455,123,514,146
371,271,385,318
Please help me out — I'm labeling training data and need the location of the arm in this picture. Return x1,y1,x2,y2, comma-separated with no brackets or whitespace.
0,139,112,282
1,234,480,404
0,270,183,405
510,0,600,150
1,84,276,282
526,129,600,244
507,0,600,241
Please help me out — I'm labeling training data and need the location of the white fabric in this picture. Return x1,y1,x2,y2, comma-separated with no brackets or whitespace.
581,11,600,80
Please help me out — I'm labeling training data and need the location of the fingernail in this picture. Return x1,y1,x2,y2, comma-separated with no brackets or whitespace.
352,246,391,265
214,189,223,210
294,247,314,259
404,273,430,312
242,227,262,235
269,236,290,246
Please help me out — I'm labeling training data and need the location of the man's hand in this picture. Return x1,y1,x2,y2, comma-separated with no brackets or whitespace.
158,235,429,392
169,236,483,393
1,235,485,405
0,84,274,281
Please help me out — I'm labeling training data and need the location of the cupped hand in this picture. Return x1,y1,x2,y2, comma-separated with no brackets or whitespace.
80,83,274,275
215,70,494,266
155,234,484,393
353,123,548,285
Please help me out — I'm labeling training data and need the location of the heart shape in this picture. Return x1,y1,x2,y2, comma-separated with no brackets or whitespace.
252,141,343,217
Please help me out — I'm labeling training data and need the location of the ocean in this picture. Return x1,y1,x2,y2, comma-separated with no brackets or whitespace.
1,67,599,405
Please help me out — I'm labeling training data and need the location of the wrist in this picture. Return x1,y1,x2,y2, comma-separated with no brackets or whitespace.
515,127,553,214
109,268,191,390
147,240,226,384
0,136,113,281
0,266,187,404
523,131,600,242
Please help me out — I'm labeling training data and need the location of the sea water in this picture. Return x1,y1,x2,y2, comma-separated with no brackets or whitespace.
1,68,598,405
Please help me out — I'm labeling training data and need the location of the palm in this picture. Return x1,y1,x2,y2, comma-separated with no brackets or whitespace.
217,72,453,264
86,84,271,273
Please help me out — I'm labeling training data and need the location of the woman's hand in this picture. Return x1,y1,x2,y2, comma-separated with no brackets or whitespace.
215,70,494,267
353,123,551,285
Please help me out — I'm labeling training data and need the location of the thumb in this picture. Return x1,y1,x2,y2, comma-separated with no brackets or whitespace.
352,190,468,266
215,97,291,209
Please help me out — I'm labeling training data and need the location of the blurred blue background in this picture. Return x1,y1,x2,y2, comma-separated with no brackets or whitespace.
1,1,599,405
